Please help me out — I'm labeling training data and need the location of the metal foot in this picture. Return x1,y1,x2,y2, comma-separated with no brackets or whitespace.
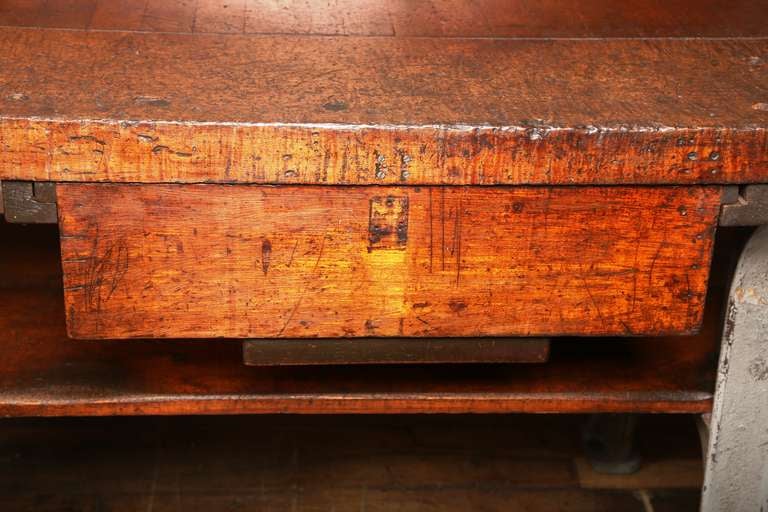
701,226,768,511
582,414,641,475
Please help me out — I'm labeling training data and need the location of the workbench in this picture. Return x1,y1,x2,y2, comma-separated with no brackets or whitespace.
0,1,766,510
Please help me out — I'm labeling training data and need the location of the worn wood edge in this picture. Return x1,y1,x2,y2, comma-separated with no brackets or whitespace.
66,329,708,340
1,118,766,185
0,393,713,417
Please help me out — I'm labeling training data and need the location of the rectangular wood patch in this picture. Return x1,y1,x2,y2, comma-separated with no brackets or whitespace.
368,195,409,251
57,184,723,339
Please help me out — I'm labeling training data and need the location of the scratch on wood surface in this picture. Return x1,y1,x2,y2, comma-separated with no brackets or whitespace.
580,274,607,328
619,319,634,335
428,187,434,273
84,233,129,312
277,234,326,336
630,229,642,314
455,192,462,286
648,228,668,289
440,188,446,271
287,239,298,267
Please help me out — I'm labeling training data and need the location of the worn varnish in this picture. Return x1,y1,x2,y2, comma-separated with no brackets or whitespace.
0,8,766,185
57,184,722,339
1,0,767,37
0,285,717,415
0,219,728,414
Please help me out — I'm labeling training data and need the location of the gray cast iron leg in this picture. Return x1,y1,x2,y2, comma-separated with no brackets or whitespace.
701,226,768,511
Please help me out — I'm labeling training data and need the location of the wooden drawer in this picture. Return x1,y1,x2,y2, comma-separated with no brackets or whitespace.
57,184,723,339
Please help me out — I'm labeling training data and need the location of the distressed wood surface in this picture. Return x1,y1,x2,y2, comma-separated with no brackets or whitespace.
2,0,767,37
58,184,722,339
0,1,766,185
0,219,726,414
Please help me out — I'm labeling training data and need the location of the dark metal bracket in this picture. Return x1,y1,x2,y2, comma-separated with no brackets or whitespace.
720,185,768,226
243,338,551,366
1,181,58,224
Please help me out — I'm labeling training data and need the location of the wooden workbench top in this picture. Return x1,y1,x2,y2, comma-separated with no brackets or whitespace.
2,0,766,38
0,0,766,185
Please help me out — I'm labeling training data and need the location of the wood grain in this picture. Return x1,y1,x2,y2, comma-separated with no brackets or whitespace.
0,27,765,185
57,184,722,339
2,0,767,37
0,217,727,414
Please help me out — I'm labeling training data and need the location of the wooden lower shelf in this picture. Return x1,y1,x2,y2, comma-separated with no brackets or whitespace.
0,222,726,416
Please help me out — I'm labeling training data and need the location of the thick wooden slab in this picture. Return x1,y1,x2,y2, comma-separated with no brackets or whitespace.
57,184,722,339
2,0,767,37
1,1,767,186
0,25,766,185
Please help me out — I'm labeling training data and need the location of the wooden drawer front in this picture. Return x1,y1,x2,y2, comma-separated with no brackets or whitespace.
57,185,722,339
